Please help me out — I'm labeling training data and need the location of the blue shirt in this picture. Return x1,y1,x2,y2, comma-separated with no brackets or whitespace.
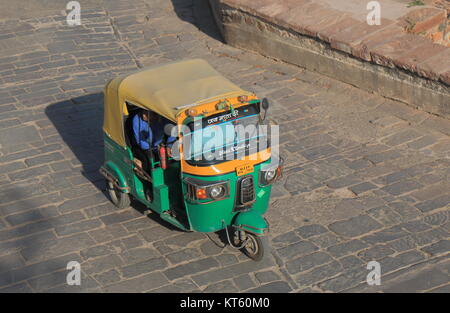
132,114,176,151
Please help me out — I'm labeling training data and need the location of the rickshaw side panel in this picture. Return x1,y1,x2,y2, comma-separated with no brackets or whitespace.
104,133,176,214
163,161,184,212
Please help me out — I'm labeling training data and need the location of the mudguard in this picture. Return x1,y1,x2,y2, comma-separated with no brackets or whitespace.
233,210,269,235
100,161,129,193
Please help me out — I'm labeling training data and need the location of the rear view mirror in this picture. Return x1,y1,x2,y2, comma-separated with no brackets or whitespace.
262,98,270,111
261,98,270,121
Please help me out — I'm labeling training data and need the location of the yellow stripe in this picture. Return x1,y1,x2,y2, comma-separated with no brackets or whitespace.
181,148,271,176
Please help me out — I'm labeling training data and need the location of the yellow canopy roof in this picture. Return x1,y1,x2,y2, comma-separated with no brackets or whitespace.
103,59,251,147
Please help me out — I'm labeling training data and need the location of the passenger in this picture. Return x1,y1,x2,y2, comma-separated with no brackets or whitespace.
132,110,176,170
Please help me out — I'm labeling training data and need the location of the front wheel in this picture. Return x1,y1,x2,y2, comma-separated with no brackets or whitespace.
106,180,130,209
241,232,269,262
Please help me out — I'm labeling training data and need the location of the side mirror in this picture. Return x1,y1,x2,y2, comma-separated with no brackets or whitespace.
262,98,270,111
261,98,270,121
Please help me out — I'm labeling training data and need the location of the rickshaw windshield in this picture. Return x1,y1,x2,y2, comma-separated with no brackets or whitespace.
183,102,270,166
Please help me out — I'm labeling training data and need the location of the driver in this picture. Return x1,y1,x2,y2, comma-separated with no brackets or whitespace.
132,109,176,170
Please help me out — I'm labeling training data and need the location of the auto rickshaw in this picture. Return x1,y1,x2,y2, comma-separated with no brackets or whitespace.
100,59,282,261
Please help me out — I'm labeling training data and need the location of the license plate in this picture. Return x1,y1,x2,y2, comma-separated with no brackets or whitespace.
236,164,254,176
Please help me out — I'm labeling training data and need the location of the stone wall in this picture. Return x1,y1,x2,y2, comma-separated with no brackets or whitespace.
209,0,450,119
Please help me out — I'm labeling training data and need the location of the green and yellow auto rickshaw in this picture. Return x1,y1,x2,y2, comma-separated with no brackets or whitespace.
100,59,282,261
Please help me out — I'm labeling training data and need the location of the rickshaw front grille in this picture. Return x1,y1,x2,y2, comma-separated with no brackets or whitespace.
238,175,255,205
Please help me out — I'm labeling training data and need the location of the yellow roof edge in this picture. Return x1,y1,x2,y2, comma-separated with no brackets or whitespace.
174,90,254,118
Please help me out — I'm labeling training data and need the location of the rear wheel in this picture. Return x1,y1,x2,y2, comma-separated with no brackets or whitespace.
106,180,130,209
241,232,269,262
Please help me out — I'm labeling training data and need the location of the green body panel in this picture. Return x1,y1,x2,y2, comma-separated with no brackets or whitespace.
103,134,170,214
182,160,272,233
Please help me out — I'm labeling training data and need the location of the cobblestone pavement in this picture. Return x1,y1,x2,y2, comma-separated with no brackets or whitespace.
0,0,449,293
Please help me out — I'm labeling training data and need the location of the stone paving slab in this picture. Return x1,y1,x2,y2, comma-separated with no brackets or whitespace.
0,0,448,293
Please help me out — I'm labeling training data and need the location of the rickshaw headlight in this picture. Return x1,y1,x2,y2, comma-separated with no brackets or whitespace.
264,169,277,183
260,168,279,186
208,184,226,200
260,157,284,186
185,177,229,202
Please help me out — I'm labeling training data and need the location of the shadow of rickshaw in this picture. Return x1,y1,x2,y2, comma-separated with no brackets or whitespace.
44,93,184,233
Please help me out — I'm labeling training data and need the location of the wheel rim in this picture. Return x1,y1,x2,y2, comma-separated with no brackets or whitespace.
245,235,259,256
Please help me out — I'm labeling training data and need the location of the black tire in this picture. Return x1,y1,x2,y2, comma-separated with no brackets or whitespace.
242,233,269,262
106,180,130,209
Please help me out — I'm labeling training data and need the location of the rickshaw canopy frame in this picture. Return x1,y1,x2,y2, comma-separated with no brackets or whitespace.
103,59,253,147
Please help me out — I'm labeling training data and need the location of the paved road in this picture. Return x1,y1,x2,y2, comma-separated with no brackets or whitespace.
0,0,449,293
